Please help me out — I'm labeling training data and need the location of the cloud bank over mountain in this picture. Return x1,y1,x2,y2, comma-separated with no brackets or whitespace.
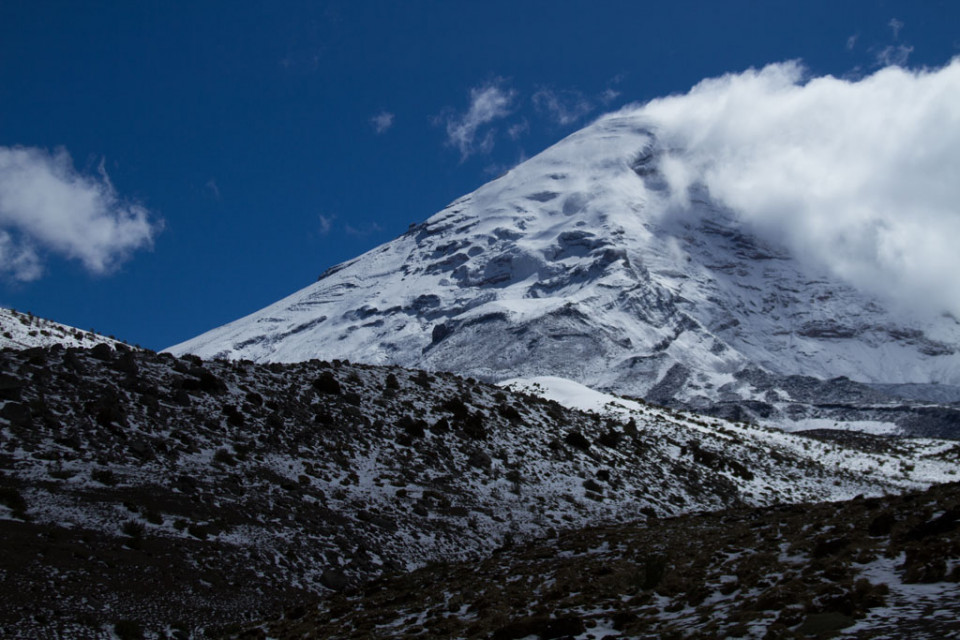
633,59,960,317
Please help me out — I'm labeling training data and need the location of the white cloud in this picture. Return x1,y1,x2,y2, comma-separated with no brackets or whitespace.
629,59,960,316
371,111,395,134
0,232,41,282
846,34,858,51
440,81,516,160
0,146,160,280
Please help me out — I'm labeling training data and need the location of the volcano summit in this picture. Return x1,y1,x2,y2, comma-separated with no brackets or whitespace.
169,104,960,436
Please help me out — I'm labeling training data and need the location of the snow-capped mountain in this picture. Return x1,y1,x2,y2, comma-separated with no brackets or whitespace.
168,111,960,433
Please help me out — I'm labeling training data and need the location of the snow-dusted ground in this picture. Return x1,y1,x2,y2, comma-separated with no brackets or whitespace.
250,478,960,639
501,375,960,493
4,344,960,637
847,554,960,638
0,307,126,351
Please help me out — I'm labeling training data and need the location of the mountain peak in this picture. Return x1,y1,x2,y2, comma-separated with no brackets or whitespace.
168,110,960,433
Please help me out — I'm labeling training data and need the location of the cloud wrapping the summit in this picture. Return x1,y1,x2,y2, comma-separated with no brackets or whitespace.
0,146,160,281
632,59,960,316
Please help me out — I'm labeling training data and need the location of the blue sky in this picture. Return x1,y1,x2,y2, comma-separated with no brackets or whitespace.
1,1,958,350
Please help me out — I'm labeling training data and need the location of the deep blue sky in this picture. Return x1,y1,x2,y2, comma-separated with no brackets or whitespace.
1,1,957,350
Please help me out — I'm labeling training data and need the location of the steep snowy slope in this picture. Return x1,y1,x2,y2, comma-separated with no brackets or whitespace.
168,111,960,431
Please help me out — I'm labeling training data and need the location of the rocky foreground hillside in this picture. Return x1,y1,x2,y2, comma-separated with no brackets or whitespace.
241,481,960,640
2,343,960,638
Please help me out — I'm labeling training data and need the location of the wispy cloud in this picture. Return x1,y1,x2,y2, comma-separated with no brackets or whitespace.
0,146,161,281
846,33,858,51
533,88,595,126
371,111,395,134
889,18,904,39
205,178,221,202
632,59,960,316
507,120,529,140
875,44,913,67
532,81,622,127
599,87,621,105
344,221,383,237
317,213,335,236
439,80,517,160
0,232,42,282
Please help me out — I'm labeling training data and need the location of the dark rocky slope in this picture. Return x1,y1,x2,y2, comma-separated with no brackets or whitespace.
2,342,957,638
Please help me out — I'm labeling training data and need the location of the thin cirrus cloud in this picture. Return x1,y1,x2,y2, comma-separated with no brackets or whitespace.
204,178,221,202
0,146,161,281
632,58,960,316
344,221,383,237
317,213,335,236
874,18,912,67
439,80,621,159
532,86,619,127
439,80,517,160
532,88,594,126
888,18,904,39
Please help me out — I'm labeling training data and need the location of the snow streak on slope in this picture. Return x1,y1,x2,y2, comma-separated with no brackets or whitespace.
168,109,960,421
